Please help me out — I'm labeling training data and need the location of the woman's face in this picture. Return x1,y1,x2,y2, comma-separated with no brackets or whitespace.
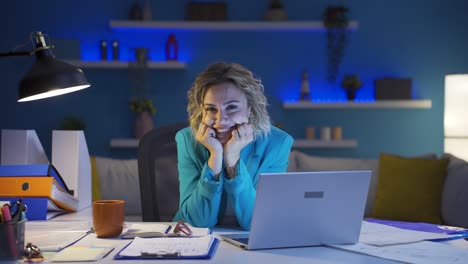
202,82,250,144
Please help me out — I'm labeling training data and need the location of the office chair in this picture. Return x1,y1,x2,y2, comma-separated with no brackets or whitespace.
138,122,188,222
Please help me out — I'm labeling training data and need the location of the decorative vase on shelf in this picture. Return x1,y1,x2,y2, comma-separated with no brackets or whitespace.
345,88,358,101
129,0,143,20
134,111,154,139
134,47,149,65
142,0,152,20
299,71,311,100
165,33,178,61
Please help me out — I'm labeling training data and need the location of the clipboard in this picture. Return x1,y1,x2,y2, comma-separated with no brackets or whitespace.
113,237,219,260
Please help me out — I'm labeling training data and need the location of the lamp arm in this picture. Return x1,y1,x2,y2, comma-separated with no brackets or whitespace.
1,32,53,58
0,51,32,57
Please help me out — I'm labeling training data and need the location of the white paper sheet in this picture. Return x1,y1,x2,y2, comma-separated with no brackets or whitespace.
50,245,114,262
119,235,214,257
331,241,468,264
26,220,91,231
26,220,92,251
26,230,90,251
360,221,454,246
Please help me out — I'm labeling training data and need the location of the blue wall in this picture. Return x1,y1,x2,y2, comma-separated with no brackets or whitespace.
2,0,468,159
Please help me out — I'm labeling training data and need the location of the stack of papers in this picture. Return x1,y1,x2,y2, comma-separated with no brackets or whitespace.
359,221,455,246
328,221,468,264
332,241,468,264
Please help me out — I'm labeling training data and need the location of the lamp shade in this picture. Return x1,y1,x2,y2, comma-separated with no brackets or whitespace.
18,48,90,102
444,74,468,161
444,74,468,136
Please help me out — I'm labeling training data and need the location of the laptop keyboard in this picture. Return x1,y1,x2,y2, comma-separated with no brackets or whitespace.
233,237,249,245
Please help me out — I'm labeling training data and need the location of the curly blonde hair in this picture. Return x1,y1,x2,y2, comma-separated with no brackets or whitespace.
187,62,270,137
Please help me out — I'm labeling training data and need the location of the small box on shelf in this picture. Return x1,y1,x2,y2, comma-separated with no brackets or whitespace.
375,78,412,100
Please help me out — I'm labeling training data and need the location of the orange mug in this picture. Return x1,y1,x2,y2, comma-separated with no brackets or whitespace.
92,200,125,238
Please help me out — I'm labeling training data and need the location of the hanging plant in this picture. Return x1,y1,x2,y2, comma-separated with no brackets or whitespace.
323,5,349,84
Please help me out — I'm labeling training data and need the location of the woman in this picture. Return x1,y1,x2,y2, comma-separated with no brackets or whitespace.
173,62,293,230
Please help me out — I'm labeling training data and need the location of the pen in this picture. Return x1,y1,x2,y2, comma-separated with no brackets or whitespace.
11,199,27,222
165,225,172,234
1,204,18,258
1,205,11,223
427,232,468,242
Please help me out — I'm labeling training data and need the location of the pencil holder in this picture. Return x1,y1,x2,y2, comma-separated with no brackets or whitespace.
0,220,25,260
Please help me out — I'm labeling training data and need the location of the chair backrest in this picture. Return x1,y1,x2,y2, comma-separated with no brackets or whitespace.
138,122,187,222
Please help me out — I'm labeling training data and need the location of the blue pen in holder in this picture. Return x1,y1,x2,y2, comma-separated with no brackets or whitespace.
0,219,26,260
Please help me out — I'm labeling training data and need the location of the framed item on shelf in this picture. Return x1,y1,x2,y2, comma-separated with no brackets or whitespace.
185,1,227,21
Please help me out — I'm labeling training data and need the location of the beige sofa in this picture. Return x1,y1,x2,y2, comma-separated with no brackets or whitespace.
287,150,468,228
92,150,468,228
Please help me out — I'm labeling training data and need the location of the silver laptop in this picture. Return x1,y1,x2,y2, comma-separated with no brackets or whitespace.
220,170,371,250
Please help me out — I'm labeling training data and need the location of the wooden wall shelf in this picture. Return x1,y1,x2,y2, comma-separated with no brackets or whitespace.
293,139,358,149
109,20,359,32
283,100,432,109
65,60,186,69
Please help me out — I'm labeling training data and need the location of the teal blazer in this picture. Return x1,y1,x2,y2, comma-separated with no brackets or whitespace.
173,125,293,230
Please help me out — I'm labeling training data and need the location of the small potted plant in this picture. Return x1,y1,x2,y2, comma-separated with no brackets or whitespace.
129,97,156,138
59,116,86,131
341,74,362,101
129,97,156,114
264,0,288,21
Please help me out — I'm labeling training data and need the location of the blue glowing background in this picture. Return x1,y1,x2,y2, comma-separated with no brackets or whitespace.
2,0,468,159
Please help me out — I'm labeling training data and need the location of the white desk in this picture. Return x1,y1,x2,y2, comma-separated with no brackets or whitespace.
42,208,468,264
42,208,399,263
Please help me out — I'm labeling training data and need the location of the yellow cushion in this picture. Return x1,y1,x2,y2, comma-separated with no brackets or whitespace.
371,153,449,224
90,156,102,201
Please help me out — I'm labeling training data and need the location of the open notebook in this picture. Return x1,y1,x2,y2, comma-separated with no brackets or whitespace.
122,222,210,239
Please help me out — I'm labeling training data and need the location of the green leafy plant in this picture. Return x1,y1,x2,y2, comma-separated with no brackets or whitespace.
341,74,362,100
323,5,349,83
129,97,156,115
341,74,362,89
270,0,283,9
59,116,86,130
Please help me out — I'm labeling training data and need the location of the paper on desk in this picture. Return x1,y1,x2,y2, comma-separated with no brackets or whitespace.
26,221,92,251
50,245,114,262
26,220,91,231
126,222,210,237
119,235,215,257
365,218,467,234
331,241,468,264
26,230,90,251
360,221,454,246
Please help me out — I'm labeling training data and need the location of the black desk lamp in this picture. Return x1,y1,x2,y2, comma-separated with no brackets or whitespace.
0,31,90,102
